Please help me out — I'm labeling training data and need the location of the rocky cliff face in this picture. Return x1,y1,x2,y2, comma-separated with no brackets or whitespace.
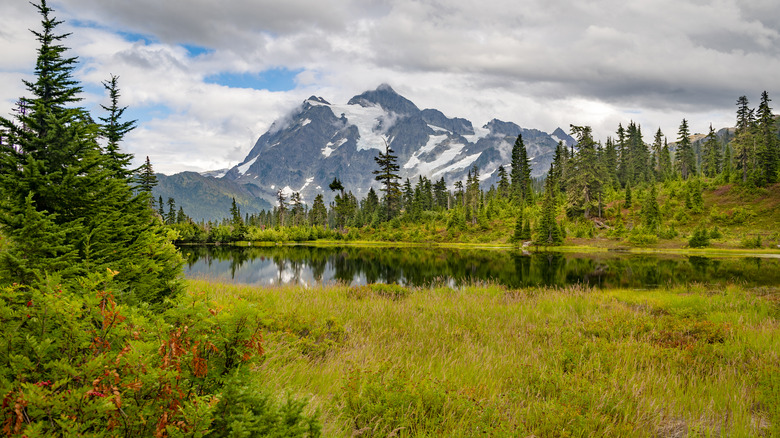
223,84,572,205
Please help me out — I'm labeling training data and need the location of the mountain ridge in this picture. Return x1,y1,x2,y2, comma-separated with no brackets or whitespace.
157,85,578,220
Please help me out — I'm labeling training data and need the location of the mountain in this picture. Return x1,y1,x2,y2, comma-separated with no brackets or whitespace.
156,85,574,220
222,84,567,206
153,172,271,222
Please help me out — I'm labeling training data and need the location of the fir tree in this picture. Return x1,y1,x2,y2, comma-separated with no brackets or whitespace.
99,74,135,180
510,134,532,204
659,137,673,182
497,165,510,198
373,138,402,219
733,96,755,184
137,156,158,194
535,176,562,246
166,197,176,225
675,119,696,180
0,1,181,302
512,206,524,243
701,124,722,178
565,125,605,219
642,184,661,232
756,91,778,185
309,193,328,227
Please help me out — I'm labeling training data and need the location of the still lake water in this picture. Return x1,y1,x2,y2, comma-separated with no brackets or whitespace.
180,245,780,289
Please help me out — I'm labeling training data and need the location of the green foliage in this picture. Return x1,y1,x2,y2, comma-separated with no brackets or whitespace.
627,227,658,246
0,275,320,437
688,227,710,248
740,235,762,249
0,1,181,304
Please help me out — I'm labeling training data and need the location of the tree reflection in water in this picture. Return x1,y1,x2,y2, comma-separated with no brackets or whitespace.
179,245,780,289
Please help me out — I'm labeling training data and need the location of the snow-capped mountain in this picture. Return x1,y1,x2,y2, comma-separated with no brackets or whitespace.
223,84,574,205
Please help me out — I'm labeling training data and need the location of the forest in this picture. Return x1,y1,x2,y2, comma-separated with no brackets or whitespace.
161,95,779,250
0,1,778,437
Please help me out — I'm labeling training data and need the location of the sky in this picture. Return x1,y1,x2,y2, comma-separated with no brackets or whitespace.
1,0,778,175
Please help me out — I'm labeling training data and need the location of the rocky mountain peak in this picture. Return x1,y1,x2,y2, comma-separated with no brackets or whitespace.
347,84,420,116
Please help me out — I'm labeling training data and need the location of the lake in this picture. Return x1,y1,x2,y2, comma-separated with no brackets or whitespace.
180,245,780,289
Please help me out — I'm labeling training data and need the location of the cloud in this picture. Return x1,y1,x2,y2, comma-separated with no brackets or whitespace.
0,0,777,173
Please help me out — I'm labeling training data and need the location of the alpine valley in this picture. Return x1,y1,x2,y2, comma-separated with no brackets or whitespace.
155,84,576,221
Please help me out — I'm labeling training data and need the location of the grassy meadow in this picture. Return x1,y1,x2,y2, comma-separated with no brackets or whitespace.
190,278,780,437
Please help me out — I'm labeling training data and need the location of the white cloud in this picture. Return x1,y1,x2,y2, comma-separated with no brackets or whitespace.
0,0,777,173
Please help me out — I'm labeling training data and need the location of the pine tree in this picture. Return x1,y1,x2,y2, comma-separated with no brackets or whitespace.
642,184,661,232
675,119,696,180
309,194,328,227
373,139,402,219
0,1,181,302
535,177,562,246
701,124,722,178
510,134,532,204
659,137,673,182
756,91,778,185
565,125,605,219
511,206,524,243
497,165,510,198
137,156,158,194
166,197,176,225
733,96,755,184
99,74,135,180
276,188,287,226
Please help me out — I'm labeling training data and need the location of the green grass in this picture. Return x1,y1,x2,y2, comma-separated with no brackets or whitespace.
190,279,780,437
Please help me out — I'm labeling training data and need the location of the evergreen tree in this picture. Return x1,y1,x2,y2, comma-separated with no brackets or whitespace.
0,1,181,302
137,156,158,194
497,165,510,198
733,96,755,184
756,91,778,185
535,176,562,246
373,139,402,219
652,128,664,180
433,178,448,210
276,188,287,226
309,194,328,227
701,124,722,178
158,195,165,218
511,206,524,243
166,197,176,225
642,184,661,232
675,119,696,180
659,137,673,182
510,134,532,204
603,137,618,188
98,74,135,180
565,125,605,219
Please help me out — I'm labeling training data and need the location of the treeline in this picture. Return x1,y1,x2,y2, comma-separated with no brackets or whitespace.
168,93,778,247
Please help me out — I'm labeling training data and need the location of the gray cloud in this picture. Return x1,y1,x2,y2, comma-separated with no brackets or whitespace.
0,0,777,173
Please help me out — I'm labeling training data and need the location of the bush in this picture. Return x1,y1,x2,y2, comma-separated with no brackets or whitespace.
688,227,710,248
627,228,658,246
0,273,321,437
740,235,762,249
658,225,679,240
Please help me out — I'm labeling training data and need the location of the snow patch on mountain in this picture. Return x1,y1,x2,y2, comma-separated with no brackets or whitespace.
433,152,481,178
462,125,490,143
237,156,258,175
327,103,395,152
322,138,347,157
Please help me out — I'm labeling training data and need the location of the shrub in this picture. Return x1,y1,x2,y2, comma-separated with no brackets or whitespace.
0,273,320,437
740,235,762,249
688,227,710,248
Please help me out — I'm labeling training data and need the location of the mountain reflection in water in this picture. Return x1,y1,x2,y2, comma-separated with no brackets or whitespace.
180,245,780,289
